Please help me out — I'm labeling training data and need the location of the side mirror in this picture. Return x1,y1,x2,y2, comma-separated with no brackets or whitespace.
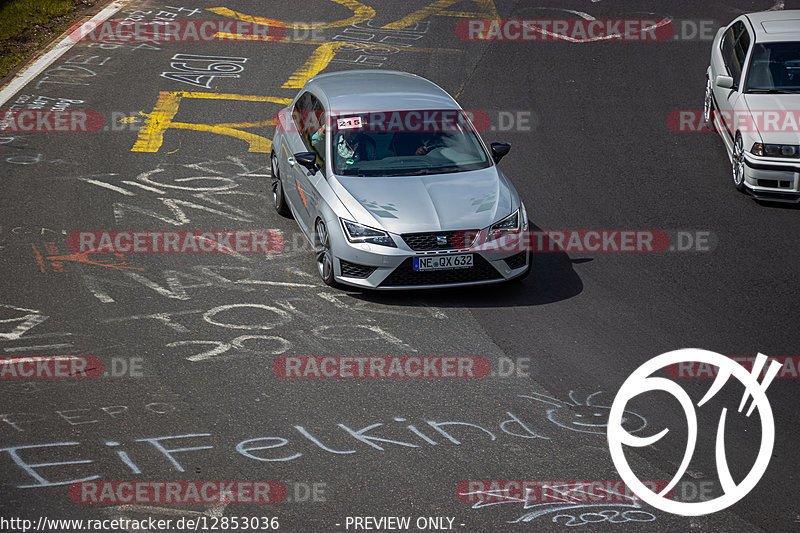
294,152,319,174
715,75,734,89
490,142,511,163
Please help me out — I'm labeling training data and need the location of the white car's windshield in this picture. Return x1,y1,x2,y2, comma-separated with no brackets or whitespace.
746,42,800,92
330,110,491,176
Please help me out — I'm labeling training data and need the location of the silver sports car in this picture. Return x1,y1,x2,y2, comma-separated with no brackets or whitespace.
271,70,531,289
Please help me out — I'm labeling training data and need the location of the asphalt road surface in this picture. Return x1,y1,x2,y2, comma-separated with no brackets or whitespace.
1,1,799,532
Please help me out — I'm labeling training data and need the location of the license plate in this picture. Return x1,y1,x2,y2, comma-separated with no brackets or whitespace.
413,254,473,271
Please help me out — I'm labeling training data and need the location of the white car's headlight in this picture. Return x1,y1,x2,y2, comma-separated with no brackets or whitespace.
488,208,521,241
751,143,799,158
340,219,397,247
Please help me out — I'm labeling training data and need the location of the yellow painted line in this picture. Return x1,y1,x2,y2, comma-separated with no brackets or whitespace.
274,40,462,89
277,41,455,89
282,43,338,89
213,32,284,42
208,0,375,30
383,0,460,30
130,1,495,155
215,34,461,53
213,120,275,128
131,92,292,154
166,122,274,153
331,40,462,53
179,92,291,102
382,0,499,30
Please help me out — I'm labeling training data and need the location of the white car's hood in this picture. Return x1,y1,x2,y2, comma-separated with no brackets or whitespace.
742,93,800,145
331,167,513,234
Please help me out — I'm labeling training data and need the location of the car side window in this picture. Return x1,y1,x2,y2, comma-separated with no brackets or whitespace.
290,92,326,175
292,94,306,131
733,22,750,74
721,21,749,87
305,95,327,173
292,92,309,131
721,26,736,75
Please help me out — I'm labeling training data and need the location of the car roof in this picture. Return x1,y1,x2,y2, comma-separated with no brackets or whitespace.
303,70,461,114
744,10,800,42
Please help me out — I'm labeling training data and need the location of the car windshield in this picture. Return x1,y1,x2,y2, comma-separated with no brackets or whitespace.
745,42,800,92
329,110,491,176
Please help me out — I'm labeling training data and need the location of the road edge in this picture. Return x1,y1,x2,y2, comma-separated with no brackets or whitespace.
0,0,128,107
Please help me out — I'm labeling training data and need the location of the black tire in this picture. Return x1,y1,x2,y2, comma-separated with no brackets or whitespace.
314,219,338,287
271,151,291,217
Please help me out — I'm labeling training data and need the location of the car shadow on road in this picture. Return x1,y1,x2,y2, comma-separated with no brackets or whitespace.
754,198,800,210
346,222,584,308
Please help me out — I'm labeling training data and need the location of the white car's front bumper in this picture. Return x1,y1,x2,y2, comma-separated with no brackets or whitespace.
743,154,800,203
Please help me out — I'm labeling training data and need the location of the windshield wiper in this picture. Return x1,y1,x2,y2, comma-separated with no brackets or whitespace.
391,169,436,176
747,88,800,94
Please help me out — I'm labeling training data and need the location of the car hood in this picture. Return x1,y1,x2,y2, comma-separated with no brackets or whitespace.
742,93,800,144
330,167,513,234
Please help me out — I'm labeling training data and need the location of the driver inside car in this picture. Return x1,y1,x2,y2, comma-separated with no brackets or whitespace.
311,125,376,166
414,132,445,155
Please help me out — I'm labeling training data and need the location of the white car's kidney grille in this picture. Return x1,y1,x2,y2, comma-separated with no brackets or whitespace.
401,230,479,251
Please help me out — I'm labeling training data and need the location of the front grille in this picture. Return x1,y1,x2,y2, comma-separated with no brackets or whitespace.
401,230,479,251
757,179,792,188
340,260,377,278
504,251,528,270
379,255,502,287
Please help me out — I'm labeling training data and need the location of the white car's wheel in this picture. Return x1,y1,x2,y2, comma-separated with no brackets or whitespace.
732,134,746,192
703,77,716,131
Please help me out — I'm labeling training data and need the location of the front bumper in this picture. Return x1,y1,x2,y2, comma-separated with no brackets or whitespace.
330,228,531,290
743,155,800,203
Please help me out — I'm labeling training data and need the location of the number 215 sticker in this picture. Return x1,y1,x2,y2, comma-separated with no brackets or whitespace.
337,116,362,130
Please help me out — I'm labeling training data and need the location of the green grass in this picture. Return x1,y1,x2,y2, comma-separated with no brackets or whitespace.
0,0,75,39
0,0,85,79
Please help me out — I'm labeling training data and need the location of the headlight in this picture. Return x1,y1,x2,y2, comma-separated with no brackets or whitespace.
751,143,799,158
520,202,528,230
488,209,521,241
340,219,397,247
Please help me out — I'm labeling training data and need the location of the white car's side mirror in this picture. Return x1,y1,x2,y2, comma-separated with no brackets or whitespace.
715,75,735,89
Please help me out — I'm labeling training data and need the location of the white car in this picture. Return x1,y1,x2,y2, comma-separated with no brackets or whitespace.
704,10,800,202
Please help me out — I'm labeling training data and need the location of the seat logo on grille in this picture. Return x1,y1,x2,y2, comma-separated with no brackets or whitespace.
436,236,448,246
